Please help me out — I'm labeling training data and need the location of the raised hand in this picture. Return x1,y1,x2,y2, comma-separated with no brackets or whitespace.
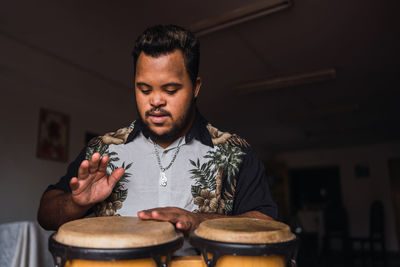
69,152,124,207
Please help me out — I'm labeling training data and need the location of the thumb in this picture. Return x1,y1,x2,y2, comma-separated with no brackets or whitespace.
70,177,79,191
108,167,125,187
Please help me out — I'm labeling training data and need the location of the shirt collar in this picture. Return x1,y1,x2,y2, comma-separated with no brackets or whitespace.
126,109,214,148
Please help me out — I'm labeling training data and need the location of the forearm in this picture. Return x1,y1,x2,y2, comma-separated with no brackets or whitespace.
37,189,92,230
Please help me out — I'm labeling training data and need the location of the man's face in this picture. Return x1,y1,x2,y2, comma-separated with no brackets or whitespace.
135,50,201,142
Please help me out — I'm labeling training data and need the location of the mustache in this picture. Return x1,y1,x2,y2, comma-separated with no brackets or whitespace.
145,107,171,117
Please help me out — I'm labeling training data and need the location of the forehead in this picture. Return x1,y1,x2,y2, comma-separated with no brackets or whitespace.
135,50,187,80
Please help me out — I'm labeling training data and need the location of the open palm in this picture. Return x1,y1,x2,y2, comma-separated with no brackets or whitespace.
70,152,124,207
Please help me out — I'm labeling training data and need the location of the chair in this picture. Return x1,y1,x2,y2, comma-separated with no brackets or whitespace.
369,200,387,266
350,200,387,266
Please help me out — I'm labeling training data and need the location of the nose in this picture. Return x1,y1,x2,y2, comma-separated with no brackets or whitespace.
150,91,166,108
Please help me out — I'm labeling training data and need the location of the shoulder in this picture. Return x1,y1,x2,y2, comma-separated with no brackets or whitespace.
87,123,135,148
205,123,265,176
84,123,136,162
206,123,250,149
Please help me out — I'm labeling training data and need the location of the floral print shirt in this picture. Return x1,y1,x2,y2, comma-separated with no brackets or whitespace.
45,111,277,219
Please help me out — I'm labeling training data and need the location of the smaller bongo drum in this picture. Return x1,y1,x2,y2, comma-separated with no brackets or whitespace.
49,216,183,267
189,218,298,267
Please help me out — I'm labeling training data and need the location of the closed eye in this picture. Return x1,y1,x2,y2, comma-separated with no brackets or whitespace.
162,83,182,95
140,89,151,95
136,82,152,94
166,89,178,95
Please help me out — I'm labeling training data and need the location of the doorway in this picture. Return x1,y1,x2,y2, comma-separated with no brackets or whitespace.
289,166,342,211
289,166,343,266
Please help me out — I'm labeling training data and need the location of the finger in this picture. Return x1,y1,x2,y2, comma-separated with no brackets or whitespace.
150,210,180,223
70,175,91,191
139,207,177,214
137,208,172,220
98,155,109,173
150,210,192,231
78,160,90,179
108,167,124,187
137,210,153,219
89,153,101,173
70,177,79,191
138,207,181,220
176,220,192,231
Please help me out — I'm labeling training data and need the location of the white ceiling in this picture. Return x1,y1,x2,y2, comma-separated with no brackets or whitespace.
1,0,400,154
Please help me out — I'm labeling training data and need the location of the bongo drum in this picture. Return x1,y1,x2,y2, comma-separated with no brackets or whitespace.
189,218,298,267
49,216,183,267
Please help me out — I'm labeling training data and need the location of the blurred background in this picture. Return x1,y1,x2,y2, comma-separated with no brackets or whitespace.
1,0,399,266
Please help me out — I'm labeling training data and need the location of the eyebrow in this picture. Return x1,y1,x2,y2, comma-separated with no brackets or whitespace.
135,82,151,88
161,82,182,89
135,81,183,89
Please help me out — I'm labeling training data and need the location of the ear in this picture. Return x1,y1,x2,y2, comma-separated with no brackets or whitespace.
193,77,202,98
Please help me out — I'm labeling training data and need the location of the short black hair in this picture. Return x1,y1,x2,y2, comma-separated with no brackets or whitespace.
132,24,200,86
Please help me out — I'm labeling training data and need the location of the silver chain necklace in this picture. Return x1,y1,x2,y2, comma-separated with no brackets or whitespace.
153,137,184,187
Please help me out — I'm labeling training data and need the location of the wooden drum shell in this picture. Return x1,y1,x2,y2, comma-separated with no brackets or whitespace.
189,234,297,267
189,218,298,267
49,217,297,267
62,256,204,267
49,232,184,267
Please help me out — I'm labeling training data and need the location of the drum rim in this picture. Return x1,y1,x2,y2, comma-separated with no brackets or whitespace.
189,232,298,257
49,232,184,261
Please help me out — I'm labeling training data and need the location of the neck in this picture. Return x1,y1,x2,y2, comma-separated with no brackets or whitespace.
155,109,196,149
156,138,180,149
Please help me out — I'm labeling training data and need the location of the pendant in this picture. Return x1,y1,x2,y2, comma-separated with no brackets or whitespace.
160,171,167,187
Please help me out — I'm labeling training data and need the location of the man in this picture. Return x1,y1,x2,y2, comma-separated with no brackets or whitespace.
37,25,277,235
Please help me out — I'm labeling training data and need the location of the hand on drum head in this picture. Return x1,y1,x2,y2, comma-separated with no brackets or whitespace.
138,207,201,234
69,152,125,207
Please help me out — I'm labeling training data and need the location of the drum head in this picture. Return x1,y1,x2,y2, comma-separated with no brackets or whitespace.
194,218,295,244
54,216,182,249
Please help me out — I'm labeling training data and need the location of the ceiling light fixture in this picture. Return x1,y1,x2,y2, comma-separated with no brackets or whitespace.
234,68,336,94
278,103,360,122
189,0,292,37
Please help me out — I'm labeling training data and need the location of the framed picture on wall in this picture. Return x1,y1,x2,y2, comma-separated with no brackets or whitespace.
36,108,69,162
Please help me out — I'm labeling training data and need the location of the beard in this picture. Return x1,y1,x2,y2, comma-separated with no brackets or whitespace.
138,97,196,143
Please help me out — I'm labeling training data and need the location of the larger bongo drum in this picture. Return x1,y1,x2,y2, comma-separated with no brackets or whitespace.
189,218,298,267
49,216,184,267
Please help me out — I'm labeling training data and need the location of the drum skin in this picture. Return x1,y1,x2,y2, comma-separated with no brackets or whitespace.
194,218,295,244
54,217,181,248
